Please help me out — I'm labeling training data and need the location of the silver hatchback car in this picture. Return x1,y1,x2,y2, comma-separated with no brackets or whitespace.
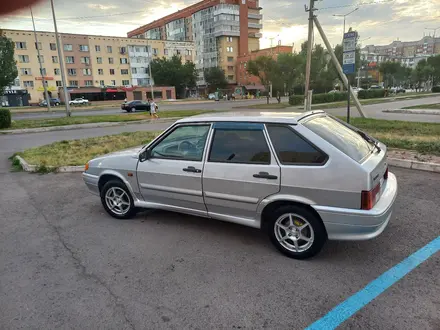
83,111,398,259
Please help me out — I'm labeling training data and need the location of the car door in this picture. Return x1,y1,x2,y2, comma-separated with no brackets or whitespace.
137,123,211,217
202,122,281,221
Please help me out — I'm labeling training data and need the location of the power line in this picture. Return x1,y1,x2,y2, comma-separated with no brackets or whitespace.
318,0,396,11
59,11,141,20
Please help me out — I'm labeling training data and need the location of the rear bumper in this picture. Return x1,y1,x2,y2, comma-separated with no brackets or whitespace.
313,172,398,240
83,172,100,196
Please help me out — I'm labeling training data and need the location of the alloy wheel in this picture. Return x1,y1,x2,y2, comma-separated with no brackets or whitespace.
274,213,315,253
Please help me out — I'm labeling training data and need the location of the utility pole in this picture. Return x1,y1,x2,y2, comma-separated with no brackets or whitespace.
304,0,316,111
50,0,71,116
30,7,51,112
313,16,367,118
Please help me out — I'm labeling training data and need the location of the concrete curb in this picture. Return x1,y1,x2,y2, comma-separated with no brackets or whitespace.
2,117,182,135
383,109,440,115
15,154,440,174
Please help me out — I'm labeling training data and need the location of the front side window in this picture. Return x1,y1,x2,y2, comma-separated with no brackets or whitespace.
267,125,327,165
303,116,374,163
151,125,210,161
209,124,271,164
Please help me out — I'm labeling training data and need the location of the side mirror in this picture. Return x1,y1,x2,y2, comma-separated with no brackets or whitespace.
139,149,152,162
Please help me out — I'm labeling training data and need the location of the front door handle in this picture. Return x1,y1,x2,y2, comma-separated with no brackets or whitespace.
183,166,201,173
253,172,278,180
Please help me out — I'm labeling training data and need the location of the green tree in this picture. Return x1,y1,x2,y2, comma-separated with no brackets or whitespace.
203,67,228,92
150,55,197,99
277,53,304,93
412,59,434,91
0,33,18,95
246,56,280,102
379,61,402,87
427,54,440,86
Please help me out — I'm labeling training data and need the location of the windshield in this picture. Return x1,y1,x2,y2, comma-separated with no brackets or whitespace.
303,116,374,163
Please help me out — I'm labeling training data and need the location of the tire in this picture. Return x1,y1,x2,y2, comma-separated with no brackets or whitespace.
55,102,60,106
100,180,137,220
266,205,327,259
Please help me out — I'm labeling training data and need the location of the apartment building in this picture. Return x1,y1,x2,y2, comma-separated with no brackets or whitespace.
361,35,440,68
2,29,195,103
128,0,263,86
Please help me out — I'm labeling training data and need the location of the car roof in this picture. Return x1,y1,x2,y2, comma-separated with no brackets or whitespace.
176,110,325,125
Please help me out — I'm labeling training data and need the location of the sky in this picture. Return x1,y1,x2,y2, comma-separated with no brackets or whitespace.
0,0,439,50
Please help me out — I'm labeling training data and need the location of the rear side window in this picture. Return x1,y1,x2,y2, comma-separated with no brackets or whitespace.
267,125,327,165
209,124,271,164
303,116,373,163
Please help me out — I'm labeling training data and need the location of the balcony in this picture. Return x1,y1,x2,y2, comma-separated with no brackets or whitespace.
249,32,263,38
248,23,263,29
248,13,263,20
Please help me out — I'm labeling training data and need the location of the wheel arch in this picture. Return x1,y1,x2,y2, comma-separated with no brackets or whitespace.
98,170,132,194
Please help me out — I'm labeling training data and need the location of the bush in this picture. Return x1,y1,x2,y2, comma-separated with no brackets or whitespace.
0,108,12,129
432,86,440,93
289,92,348,106
289,95,304,105
358,89,386,99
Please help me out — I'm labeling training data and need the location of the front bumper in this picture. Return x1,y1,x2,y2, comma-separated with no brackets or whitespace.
83,172,99,196
313,172,398,241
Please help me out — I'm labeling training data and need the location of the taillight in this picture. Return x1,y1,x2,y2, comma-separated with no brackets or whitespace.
361,184,381,210
384,167,389,180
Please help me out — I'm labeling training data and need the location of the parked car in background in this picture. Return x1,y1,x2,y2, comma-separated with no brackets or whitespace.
368,85,383,90
83,110,397,259
208,93,216,100
69,98,89,105
121,100,151,112
39,98,61,107
390,87,406,94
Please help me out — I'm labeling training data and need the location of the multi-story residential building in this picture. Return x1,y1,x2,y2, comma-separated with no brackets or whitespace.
2,29,195,103
361,35,440,68
128,0,263,86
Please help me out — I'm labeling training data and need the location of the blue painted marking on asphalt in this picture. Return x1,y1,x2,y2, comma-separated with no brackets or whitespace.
306,236,440,330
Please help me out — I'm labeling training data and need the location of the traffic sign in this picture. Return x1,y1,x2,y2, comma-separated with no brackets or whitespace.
343,30,357,75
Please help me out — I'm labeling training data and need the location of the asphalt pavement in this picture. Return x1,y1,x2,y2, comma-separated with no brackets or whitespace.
0,122,439,329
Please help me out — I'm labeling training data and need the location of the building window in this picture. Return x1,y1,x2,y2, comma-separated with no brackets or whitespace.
37,55,44,63
65,56,75,64
164,49,169,55
64,44,73,51
54,68,61,75
176,50,181,55
95,45,101,52
120,58,128,64
40,68,47,76
228,66,234,71
69,80,78,87
83,68,92,76
131,68,137,74
99,80,105,86
96,57,103,64
122,80,130,85
108,57,114,64
81,57,90,64
52,56,58,63
109,69,115,75
227,37,233,42
18,55,30,63
56,81,62,87
119,47,127,54
110,80,116,86
185,49,192,56
35,42,42,50
50,43,57,51
15,42,27,49
67,68,77,76
121,69,129,75
227,56,234,62
20,68,32,75
79,45,89,52
153,48,159,55
227,46,233,53
98,69,104,75
23,81,34,88
107,46,113,53
84,80,93,86
228,75,234,80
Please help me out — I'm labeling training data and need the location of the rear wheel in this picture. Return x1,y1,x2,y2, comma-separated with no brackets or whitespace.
266,205,327,259
100,180,137,219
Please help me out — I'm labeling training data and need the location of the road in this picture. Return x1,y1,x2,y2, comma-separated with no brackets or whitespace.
0,123,439,329
11,95,440,122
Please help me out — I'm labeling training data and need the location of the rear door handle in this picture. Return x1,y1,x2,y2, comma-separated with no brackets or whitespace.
183,166,201,173
253,172,278,180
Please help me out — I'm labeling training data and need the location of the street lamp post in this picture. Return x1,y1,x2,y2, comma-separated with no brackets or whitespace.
333,7,359,34
49,0,71,117
30,7,51,112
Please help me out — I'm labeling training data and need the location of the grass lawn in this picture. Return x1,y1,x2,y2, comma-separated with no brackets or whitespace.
15,117,440,170
6,110,212,130
402,103,440,110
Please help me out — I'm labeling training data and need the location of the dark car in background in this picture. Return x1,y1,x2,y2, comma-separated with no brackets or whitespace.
121,100,151,112
39,98,61,107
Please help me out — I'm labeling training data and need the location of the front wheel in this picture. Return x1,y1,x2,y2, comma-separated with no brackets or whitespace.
267,205,327,259
100,180,137,219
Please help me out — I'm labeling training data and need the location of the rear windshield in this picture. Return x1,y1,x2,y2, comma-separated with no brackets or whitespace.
303,116,373,163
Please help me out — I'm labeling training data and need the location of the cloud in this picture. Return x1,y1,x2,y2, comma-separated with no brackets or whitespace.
87,4,119,10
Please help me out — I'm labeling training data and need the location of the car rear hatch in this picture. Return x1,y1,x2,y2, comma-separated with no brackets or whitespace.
302,115,389,210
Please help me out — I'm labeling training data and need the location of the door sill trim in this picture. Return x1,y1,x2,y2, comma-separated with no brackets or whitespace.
134,200,209,218
208,212,261,229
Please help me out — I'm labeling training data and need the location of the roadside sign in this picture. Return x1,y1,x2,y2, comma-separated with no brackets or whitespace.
343,31,357,75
